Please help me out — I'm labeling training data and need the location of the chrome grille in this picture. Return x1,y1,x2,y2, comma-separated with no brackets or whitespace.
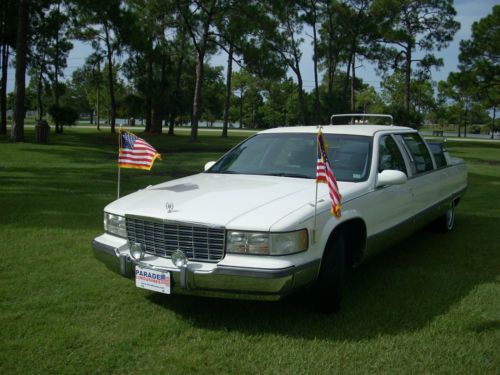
126,217,225,262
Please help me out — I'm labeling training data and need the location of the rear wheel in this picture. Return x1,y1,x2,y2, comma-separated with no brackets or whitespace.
313,230,345,313
434,200,455,232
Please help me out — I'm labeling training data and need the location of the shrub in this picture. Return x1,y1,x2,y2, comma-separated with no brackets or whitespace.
48,105,79,126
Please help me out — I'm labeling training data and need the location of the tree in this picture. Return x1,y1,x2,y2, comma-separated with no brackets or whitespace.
11,0,29,142
1,0,18,134
317,0,345,117
268,1,308,125
167,10,192,136
201,65,224,126
458,5,500,138
177,0,220,141
335,0,379,113
67,64,100,123
29,2,73,133
438,73,476,137
356,86,385,114
302,0,321,123
374,0,459,126
381,71,436,127
213,0,247,137
75,0,127,133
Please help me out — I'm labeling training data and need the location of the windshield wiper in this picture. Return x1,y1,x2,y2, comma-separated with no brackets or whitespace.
264,172,311,179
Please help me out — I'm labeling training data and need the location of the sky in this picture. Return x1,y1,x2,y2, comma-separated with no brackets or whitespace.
6,0,498,94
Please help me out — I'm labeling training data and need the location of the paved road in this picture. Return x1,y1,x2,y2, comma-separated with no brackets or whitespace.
420,131,500,141
7,125,500,142
7,124,258,133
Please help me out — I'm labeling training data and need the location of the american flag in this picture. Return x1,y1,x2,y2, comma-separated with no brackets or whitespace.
118,130,161,170
316,129,342,217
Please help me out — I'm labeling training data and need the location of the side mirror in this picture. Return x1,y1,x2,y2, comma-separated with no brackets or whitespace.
204,161,216,171
376,170,407,188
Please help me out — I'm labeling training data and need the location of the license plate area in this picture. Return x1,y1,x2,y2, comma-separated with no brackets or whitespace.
135,266,171,294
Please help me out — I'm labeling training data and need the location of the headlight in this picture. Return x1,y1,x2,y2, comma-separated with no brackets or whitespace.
104,213,127,238
226,229,308,255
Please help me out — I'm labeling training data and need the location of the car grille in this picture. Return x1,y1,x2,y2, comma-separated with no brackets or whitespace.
126,217,225,262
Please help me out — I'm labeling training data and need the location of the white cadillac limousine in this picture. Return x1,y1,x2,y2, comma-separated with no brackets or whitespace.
92,114,467,312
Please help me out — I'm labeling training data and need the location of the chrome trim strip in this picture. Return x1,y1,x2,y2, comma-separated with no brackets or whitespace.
124,214,225,229
91,239,118,257
215,259,320,278
365,187,467,257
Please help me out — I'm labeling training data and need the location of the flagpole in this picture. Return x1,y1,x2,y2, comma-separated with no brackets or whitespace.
313,178,318,244
313,126,322,244
117,126,122,199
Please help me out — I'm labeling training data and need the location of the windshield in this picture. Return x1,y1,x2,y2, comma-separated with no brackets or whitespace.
208,133,372,182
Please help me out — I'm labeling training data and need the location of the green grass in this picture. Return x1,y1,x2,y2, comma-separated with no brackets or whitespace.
0,130,499,374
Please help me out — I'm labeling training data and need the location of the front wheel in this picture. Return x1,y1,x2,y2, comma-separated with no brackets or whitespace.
313,230,345,313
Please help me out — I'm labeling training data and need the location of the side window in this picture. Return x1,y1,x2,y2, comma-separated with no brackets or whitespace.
378,135,407,175
428,142,447,168
401,133,434,173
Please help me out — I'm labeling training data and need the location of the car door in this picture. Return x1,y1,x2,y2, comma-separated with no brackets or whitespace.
396,132,441,221
363,133,413,254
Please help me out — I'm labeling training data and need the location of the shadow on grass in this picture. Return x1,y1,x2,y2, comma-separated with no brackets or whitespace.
146,213,498,341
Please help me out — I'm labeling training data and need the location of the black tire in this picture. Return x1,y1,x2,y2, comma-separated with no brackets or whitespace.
313,230,345,313
434,200,455,232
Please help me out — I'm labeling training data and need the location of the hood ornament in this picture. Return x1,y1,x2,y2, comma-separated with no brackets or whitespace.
166,202,174,213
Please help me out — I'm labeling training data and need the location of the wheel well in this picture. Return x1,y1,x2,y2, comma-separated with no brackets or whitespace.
327,219,367,268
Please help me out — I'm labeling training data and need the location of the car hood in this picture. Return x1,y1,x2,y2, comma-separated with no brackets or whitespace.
105,173,367,231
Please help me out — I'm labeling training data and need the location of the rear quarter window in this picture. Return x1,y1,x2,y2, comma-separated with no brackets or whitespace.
428,142,448,168
401,133,434,173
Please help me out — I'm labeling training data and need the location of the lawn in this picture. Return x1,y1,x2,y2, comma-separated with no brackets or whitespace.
0,128,499,374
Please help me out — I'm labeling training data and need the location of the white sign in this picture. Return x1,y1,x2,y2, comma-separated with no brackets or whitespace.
135,266,171,294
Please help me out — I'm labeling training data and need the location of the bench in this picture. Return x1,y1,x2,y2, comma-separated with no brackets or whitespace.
432,131,444,136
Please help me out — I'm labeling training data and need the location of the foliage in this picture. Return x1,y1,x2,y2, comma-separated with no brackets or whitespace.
48,104,79,126
374,0,459,126
6,0,498,138
455,5,500,136
458,4,500,102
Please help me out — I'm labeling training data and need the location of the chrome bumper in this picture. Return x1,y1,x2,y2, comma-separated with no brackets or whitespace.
92,236,320,301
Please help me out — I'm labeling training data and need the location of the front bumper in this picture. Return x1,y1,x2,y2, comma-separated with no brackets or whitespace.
92,234,320,301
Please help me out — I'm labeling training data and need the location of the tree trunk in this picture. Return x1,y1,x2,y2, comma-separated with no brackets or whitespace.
239,86,243,129
54,1,62,134
37,67,44,121
169,53,184,136
190,1,215,141
343,54,352,110
145,54,153,133
350,55,356,112
11,0,29,142
403,46,412,127
0,44,9,134
151,54,167,134
326,6,335,107
104,23,116,134
311,2,320,124
96,60,100,131
222,41,233,138
191,49,205,141
296,70,306,125
491,105,496,139
464,103,467,138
